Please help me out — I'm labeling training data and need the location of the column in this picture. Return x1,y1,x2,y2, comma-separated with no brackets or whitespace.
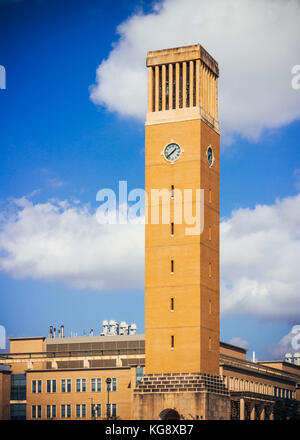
189,60,194,107
182,61,187,108
175,62,180,109
196,59,200,107
215,77,218,120
155,65,159,112
209,70,213,116
148,67,154,112
162,64,166,111
205,66,208,113
240,398,245,420
260,406,265,420
168,63,173,110
250,403,255,420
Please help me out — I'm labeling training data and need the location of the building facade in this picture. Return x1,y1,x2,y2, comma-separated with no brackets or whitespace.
1,334,300,420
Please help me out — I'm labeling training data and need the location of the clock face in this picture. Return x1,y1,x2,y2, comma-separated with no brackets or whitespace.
207,146,214,167
164,143,181,162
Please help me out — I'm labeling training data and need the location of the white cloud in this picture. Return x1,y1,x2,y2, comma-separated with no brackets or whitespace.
267,329,298,360
221,194,300,320
229,337,249,349
0,193,299,324
90,0,300,144
0,197,144,290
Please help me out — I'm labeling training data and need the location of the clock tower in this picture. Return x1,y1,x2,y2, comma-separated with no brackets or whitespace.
133,44,230,420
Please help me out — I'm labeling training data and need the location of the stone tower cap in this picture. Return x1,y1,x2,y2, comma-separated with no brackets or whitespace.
146,44,219,77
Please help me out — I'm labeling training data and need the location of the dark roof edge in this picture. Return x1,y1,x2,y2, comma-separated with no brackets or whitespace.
220,341,248,354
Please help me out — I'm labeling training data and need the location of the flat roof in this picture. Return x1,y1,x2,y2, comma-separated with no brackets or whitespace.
9,337,46,341
220,341,247,354
259,361,300,371
45,334,145,344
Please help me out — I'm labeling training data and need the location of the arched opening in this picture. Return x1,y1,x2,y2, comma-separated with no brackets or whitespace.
158,408,180,420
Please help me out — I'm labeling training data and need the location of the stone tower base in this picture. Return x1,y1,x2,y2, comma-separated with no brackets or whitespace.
133,372,230,420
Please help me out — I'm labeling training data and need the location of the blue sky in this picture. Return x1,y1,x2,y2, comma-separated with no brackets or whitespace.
0,0,300,361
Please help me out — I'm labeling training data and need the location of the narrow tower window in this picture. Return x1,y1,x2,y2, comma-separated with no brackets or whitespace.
186,61,190,107
172,64,176,110
165,64,169,110
158,65,162,111
208,337,212,351
171,260,174,274
171,185,174,199
179,63,183,108
171,335,174,349
171,298,174,311
193,60,196,106
208,263,212,278
208,226,212,241
171,222,174,236
209,300,212,315
209,189,212,203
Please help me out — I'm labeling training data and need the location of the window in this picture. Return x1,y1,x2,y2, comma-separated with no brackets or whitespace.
209,189,212,203
171,297,174,312
106,403,117,418
46,379,56,393
61,404,71,419
171,222,174,236
171,335,174,349
171,185,174,199
208,337,212,351
61,379,71,393
76,404,86,418
208,263,212,278
92,404,101,418
32,405,41,419
208,300,212,314
76,378,86,392
10,404,26,420
91,378,102,392
171,260,174,274
32,380,42,394
11,374,26,401
136,367,143,387
208,226,212,241
46,405,56,419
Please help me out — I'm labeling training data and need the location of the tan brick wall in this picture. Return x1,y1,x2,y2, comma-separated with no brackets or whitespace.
26,367,135,420
145,117,220,376
0,371,10,420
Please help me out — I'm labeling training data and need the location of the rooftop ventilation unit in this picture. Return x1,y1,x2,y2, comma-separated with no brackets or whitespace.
285,353,293,363
109,320,119,336
294,353,300,366
129,323,137,335
101,320,109,336
119,321,129,335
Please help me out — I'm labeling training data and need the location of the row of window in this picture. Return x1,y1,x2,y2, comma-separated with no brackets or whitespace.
32,378,117,394
274,387,295,400
226,377,295,399
31,403,117,419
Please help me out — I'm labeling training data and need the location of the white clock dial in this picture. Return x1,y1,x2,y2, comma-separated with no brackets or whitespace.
164,143,181,162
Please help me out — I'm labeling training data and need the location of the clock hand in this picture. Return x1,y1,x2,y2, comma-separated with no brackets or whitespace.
166,148,177,159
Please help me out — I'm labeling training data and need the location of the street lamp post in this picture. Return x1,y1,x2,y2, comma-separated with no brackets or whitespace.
106,377,111,419
89,397,95,420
